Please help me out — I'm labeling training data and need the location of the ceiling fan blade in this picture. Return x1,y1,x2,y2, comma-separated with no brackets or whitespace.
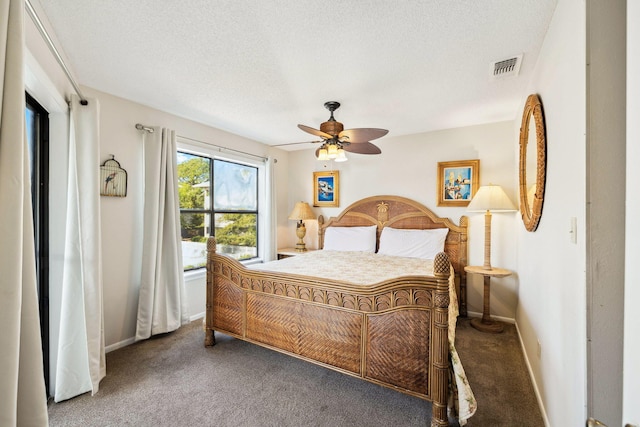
273,140,323,147
339,128,388,143
298,124,332,139
342,142,382,155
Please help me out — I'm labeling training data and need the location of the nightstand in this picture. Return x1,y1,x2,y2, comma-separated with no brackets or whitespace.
464,265,512,333
277,247,317,260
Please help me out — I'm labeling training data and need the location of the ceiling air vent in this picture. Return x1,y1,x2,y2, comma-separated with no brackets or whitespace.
491,54,523,78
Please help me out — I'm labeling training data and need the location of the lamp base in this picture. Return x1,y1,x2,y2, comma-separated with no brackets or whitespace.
295,222,307,252
470,317,504,333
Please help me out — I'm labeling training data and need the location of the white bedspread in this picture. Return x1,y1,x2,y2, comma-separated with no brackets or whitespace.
251,250,435,285
250,250,477,424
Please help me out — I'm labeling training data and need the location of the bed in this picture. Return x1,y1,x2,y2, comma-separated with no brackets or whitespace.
204,195,475,426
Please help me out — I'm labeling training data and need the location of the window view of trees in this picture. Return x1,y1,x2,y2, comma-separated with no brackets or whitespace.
177,152,258,270
178,156,209,244
215,213,257,247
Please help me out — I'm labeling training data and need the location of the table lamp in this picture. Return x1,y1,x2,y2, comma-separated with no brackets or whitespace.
288,201,315,252
467,184,516,270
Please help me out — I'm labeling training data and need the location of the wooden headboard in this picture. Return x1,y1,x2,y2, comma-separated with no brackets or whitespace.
317,195,468,316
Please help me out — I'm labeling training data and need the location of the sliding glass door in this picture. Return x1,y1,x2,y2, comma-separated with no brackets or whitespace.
26,92,50,396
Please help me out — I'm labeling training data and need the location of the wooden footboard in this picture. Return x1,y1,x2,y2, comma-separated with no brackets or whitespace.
205,237,452,427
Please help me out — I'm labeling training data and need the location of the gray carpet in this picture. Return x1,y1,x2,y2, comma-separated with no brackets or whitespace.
48,318,544,426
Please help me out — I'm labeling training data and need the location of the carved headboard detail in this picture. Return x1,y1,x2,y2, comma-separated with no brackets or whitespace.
377,201,389,226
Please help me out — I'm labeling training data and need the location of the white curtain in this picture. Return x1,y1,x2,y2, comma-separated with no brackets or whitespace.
136,127,187,340
0,0,49,424
264,156,277,261
54,94,105,402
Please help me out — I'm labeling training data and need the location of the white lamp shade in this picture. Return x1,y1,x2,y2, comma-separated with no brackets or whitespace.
317,148,329,161
467,185,516,212
334,148,348,162
327,144,339,158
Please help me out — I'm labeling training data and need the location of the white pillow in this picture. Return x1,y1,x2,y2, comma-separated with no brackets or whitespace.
377,227,449,259
323,225,377,252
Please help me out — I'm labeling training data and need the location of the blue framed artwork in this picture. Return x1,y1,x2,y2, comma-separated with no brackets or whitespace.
437,159,480,206
313,170,339,207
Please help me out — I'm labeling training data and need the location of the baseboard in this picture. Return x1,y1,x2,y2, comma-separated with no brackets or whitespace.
190,311,205,322
106,314,205,354
514,321,551,427
466,310,515,324
106,337,135,354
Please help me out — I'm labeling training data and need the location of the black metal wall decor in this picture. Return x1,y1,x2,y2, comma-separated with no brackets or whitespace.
100,155,127,197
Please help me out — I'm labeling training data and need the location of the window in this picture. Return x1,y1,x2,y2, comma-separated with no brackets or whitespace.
177,152,259,270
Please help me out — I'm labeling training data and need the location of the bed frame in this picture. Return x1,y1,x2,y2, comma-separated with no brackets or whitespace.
204,195,468,426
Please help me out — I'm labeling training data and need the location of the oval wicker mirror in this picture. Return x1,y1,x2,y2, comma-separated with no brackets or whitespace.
518,94,546,232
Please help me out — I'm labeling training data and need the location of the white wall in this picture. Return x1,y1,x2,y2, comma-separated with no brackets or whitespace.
515,0,587,426
84,86,290,349
624,2,640,425
287,121,518,319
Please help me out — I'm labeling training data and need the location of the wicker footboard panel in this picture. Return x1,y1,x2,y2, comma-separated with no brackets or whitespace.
205,238,452,427
207,261,441,399
246,293,363,374
366,308,430,395
211,273,432,398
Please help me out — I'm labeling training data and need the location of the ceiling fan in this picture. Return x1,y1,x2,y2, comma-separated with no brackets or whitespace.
278,101,388,161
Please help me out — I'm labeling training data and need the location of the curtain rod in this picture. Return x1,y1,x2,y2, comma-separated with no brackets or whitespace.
135,123,268,161
25,0,89,106
135,123,154,133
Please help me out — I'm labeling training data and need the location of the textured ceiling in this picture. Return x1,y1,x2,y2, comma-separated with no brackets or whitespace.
34,0,557,150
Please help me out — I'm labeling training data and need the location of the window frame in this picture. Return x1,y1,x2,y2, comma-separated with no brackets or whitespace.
177,145,263,271
26,91,50,396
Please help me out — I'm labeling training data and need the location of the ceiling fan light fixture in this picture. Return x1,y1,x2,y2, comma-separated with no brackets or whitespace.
335,148,348,162
299,101,388,160
317,147,329,161
327,144,339,159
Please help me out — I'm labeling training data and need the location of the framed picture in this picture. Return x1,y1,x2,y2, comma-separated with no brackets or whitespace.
437,159,479,206
313,170,339,207
100,156,128,197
